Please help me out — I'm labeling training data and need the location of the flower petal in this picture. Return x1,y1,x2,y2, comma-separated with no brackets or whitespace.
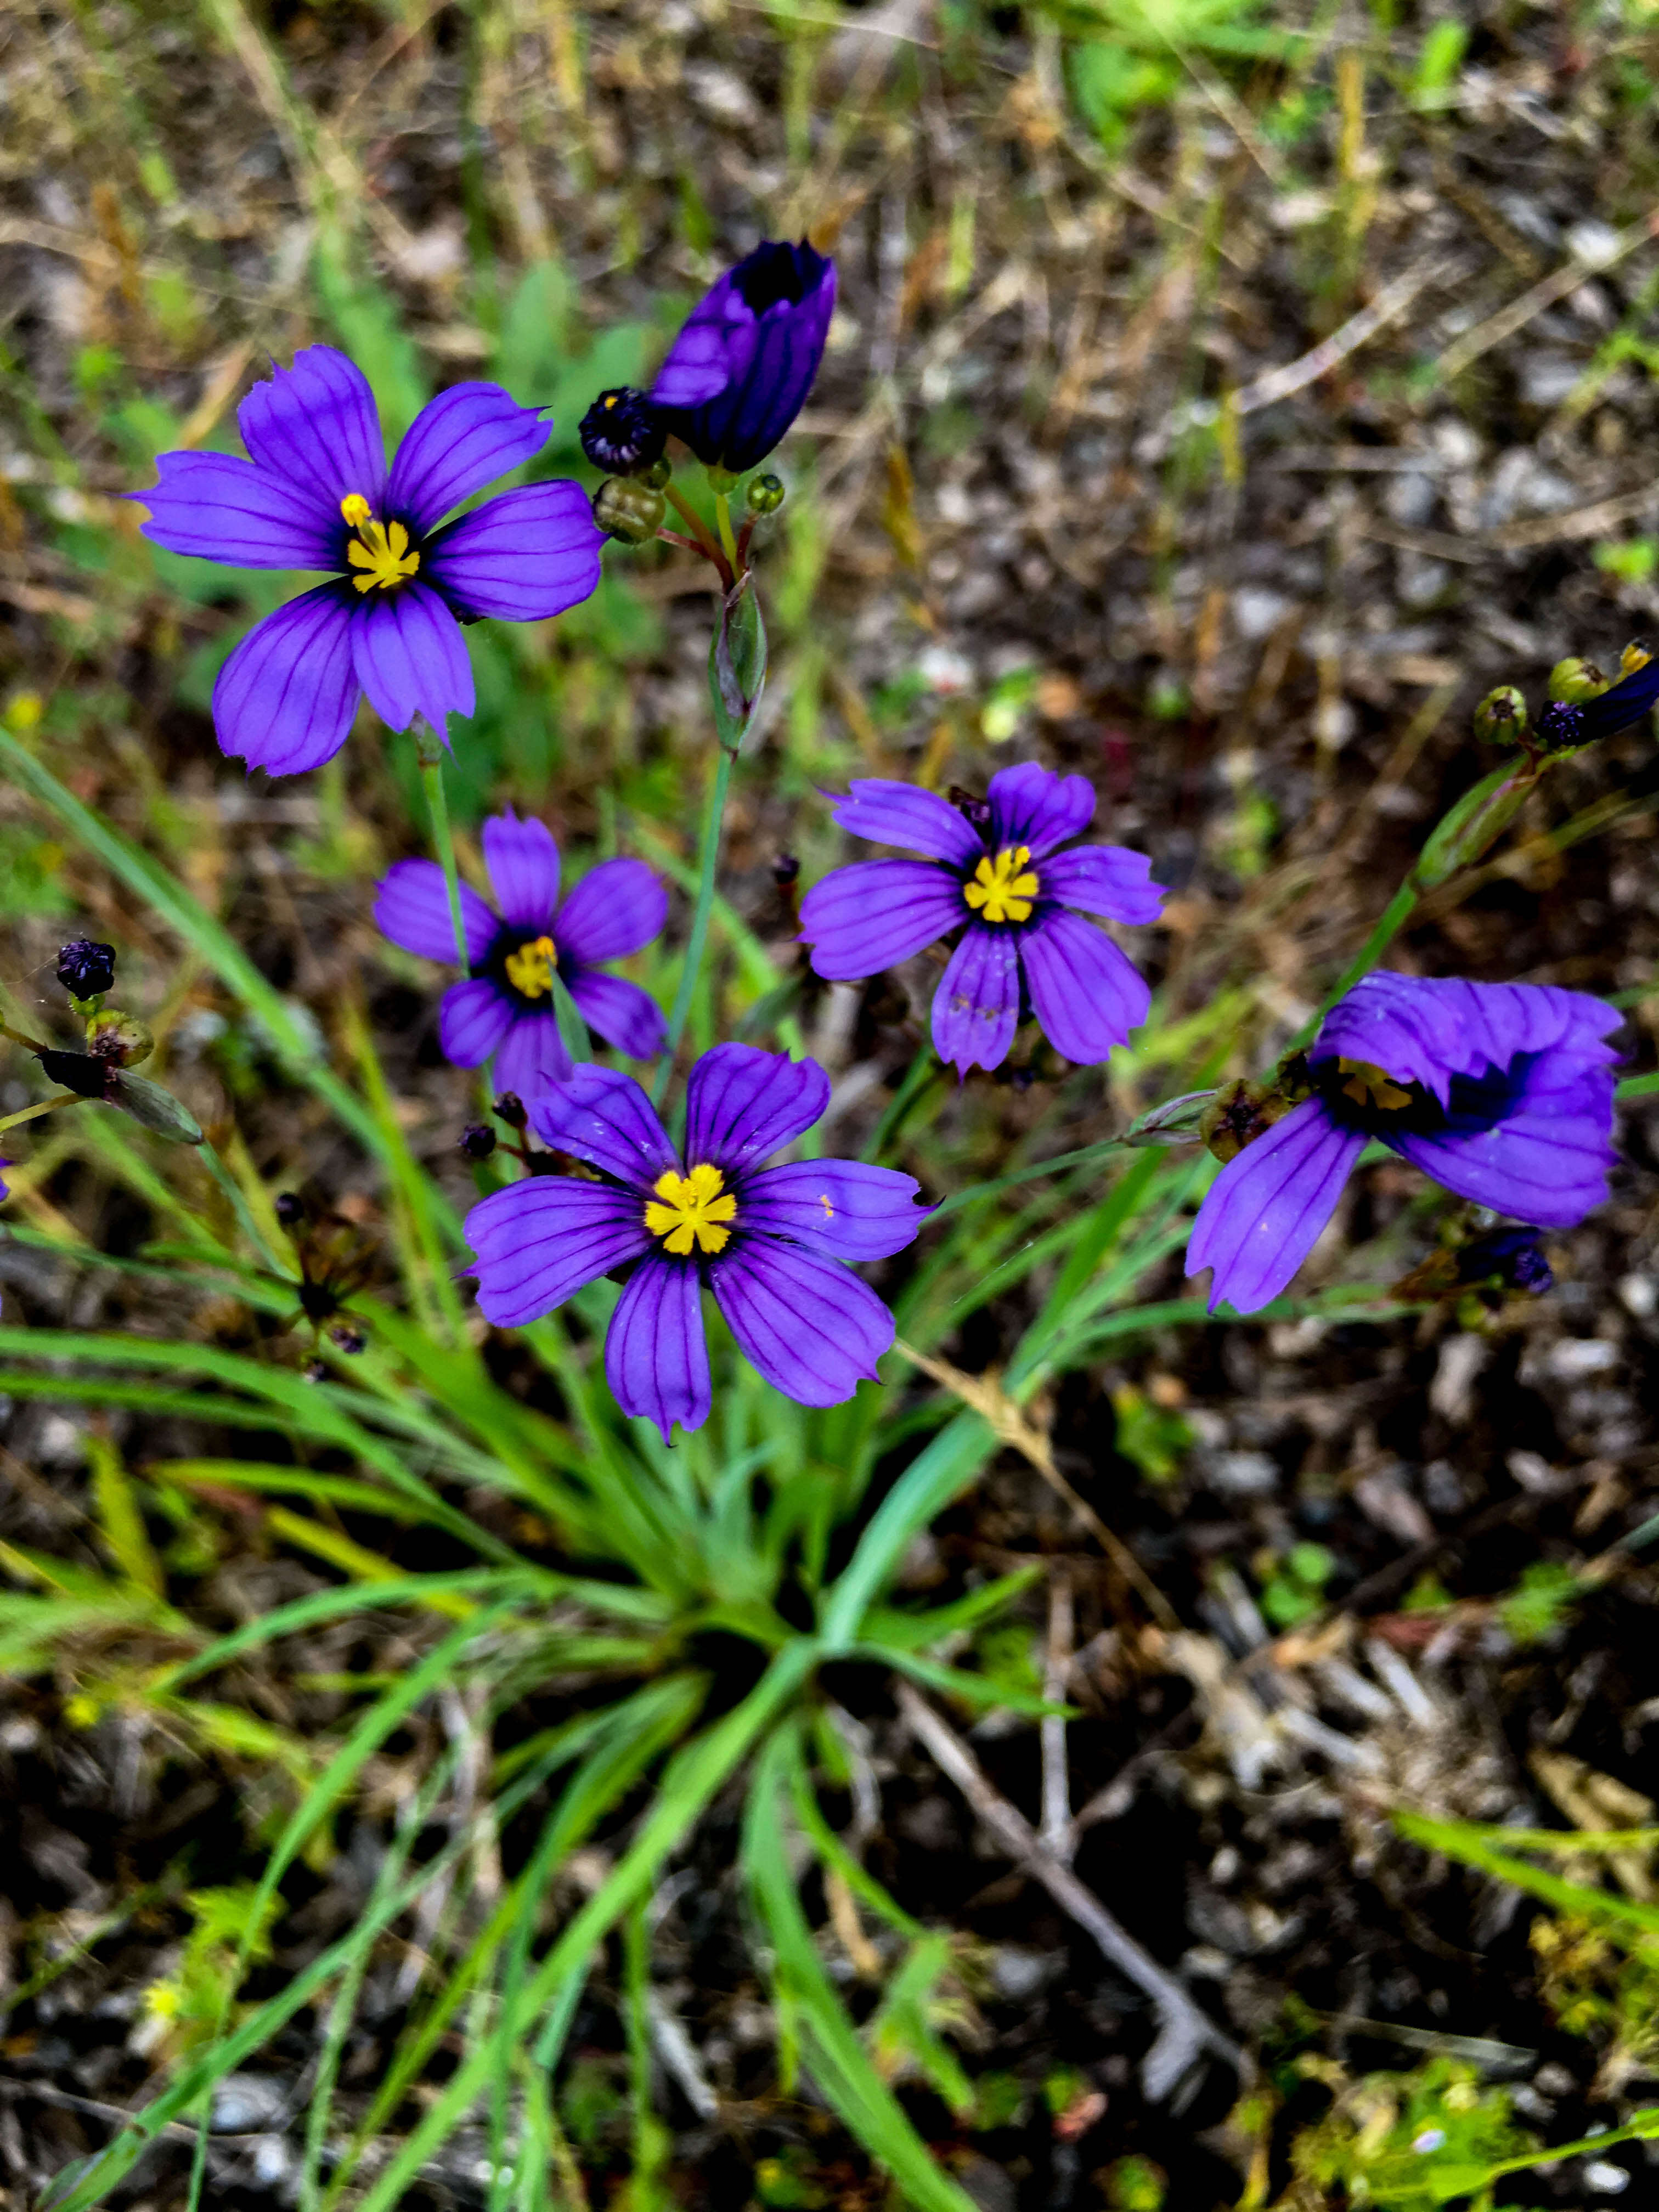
651,244,836,474
423,483,606,623
465,1177,650,1328
605,1253,712,1444
555,858,668,964
1019,910,1150,1064
212,583,359,776
741,1160,929,1261
988,762,1096,857
684,1042,828,1176
349,580,475,736
493,1010,573,1101
930,923,1020,1076
438,979,514,1068
387,382,550,535
798,860,963,980
526,1064,677,1189
1312,973,1621,1105
831,778,984,867
1040,844,1166,927
133,451,338,568
482,809,560,928
709,1239,892,1408
237,346,387,515
1186,1098,1365,1315
374,857,496,963
1390,1054,1617,1228
566,971,667,1060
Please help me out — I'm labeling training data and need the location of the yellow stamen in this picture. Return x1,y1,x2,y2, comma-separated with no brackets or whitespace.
340,493,420,594
504,935,557,998
963,844,1040,925
1337,1057,1413,1112
644,1162,737,1257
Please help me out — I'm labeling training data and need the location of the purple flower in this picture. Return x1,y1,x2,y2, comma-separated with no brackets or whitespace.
1187,973,1620,1316
464,1043,927,1441
375,810,668,1101
648,240,836,476
797,764,1165,1077
134,347,605,776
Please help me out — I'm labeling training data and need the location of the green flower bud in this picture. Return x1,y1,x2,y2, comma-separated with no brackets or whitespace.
639,455,673,490
1472,685,1527,746
592,478,667,546
86,1009,153,1069
745,473,786,517
1548,656,1611,704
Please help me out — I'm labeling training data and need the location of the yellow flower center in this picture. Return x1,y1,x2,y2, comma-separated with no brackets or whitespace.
644,1163,737,1257
340,492,420,594
962,844,1040,925
503,935,558,998
1336,1057,1413,1112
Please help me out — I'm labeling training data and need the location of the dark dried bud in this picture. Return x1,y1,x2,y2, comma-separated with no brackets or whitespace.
301,1358,329,1385
459,1122,497,1160
771,853,800,885
57,940,116,1001
85,1009,152,1068
1534,699,1586,753
745,472,786,516
592,476,668,545
580,388,668,476
274,1191,306,1228
1472,686,1527,747
1457,1225,1553,1296
493,1092,528,1130
328,1323,368,1355
1199,1077,1291,1165
36,1047,112,1099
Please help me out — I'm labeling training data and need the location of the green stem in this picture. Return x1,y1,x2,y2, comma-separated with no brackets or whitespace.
416,738,471,973
653,749,735,1107
0,1090,78,1136
714,490,740,570
199,1142,286,1276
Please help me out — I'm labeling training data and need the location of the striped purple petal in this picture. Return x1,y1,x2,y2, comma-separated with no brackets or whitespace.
375,858,496,964
684,1043,829,1176
1019,910,1150,1064
605,1252,712,1443
424,483,606,623
1041,844,1166,927
988,762,1095,857
555,858,668,965
740,1160,928,1261
494,1009,573,1101
830,778,984,866
465,1177,650,1328
798,860,964,980
349,580,475,736
930,922,1020,1076
237,346,387,515
1186,1098,1365,1315
1389,1054,1617,1228
134,452,339,569
482,809,560,928
526,1064,677,1190
212,583,358,776
567,971,667,1060
438,979,514,1067
709,1240,893,1408
1313,973,1620,1105
388,383,550,535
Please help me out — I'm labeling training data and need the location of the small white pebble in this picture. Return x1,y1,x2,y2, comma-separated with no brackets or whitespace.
1412,2129,1446,2154
1619,1274,1657,1318
1585,2161,1630,2193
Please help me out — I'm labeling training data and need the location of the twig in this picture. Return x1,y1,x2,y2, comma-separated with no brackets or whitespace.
1435,208,1659,382
894,1684,1246,2102
1040,1570,1073,1859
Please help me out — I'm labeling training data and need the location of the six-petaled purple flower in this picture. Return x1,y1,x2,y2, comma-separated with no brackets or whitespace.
135,346,605,775
375,810,668,1102
463,1043,927,1441
797,763,1165,1078
1186,973,1621,1316
648,240,836,476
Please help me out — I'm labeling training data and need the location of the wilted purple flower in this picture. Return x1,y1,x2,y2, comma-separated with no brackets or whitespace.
57,940,116,1000
375,810,667,1101
1456,1224,1552,1295
798,764,1165,1077
134,347,605,775
1187,973,1620,1315
464,1043,927,1441
579,388,669,477
1537,647,1659,750
648,240,836,476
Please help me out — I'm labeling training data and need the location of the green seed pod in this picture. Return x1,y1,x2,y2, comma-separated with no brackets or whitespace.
592,478,667,545
639,455,673,490
1472,685,1528,746
85,1008,153,1069
745,473,786,517
1548,656,1611,704
1198,1078,1291,1165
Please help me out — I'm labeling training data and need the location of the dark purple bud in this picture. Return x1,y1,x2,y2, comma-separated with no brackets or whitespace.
1457,1224,1553,1295
57,940,116,999
771,853,800,885
302,1358,329,1385
649,239,836,476
459,1121,497,1160
274,1191,306,1227
579,387,668,476
328,1323,368,1355
1534,699,1586,752
493,1092,528,1129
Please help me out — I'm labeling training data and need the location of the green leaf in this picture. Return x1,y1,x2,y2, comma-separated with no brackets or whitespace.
708,575,768,752
109,1068,204,1144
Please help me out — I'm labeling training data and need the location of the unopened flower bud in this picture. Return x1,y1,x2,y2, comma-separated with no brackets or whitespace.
640,455,673,490
459,1122,496,1160
1472,686,1527,746
493,1092,528,1129
328,1323,368,1355
592,477,667,545
274,1191,305,1228
57,939,116,1001
1548,656,1611,704
579,387,667,476
85,1009,152,1068
1199,1078,1291,1165
745,473,786,516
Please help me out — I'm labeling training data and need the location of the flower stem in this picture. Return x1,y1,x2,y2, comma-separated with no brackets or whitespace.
714,492,740,572
0,1091,78,1135
664,485,730,583
414,725,471,972
652,747,735,1108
